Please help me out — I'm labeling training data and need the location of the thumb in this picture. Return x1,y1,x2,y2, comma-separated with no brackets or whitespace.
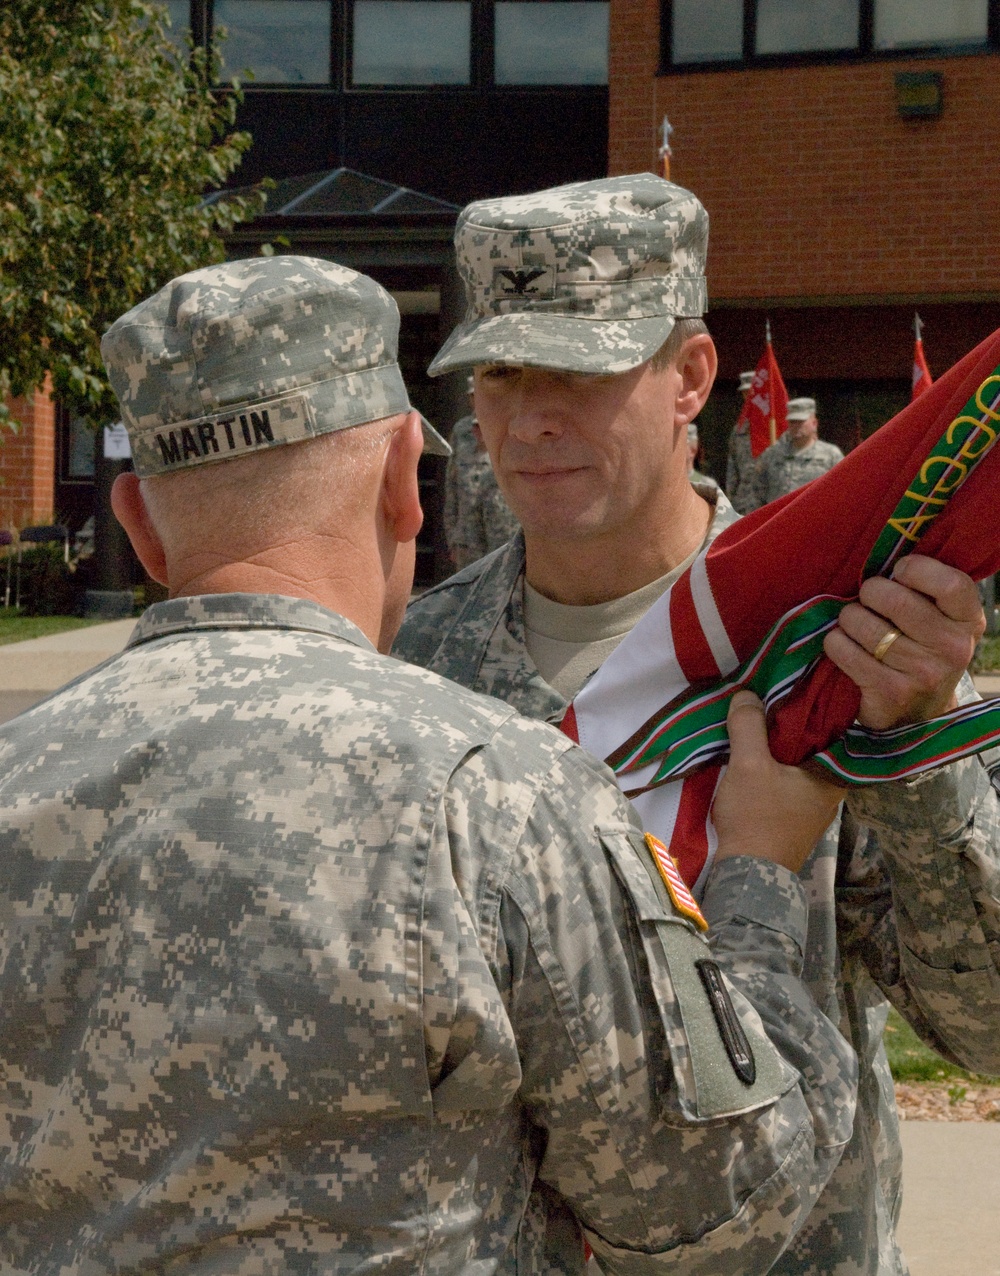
726,690,769,763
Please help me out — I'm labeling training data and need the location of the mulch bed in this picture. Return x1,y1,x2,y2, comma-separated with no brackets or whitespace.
895,1082,1000,1121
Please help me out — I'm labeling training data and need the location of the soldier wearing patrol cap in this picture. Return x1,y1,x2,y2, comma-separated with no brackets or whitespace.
0,254,857,1272
443,375,519,569
749,395,845,510
394,175,1000,1276
725,368,758,514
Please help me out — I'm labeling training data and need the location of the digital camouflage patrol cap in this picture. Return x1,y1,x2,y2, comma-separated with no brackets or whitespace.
101,255,450,478
428,173,708,377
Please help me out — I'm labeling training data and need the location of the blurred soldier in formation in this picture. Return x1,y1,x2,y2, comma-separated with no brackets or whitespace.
725,368,758,513
750,395,845,510
443,375,518,568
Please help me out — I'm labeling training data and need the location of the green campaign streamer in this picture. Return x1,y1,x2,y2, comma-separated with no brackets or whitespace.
611,364,1000,791
863,373,1000,579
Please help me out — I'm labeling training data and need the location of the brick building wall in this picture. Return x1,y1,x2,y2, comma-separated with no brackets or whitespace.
609,2,1000,309
608,2,1000,471
0,382,57,533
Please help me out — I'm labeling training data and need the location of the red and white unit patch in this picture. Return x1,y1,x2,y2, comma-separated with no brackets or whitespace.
644,833,709,932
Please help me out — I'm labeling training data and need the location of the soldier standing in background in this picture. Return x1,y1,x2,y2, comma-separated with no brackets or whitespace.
443,375,518,568
725,368,758,513
0,255,857,1273
749,395,845,510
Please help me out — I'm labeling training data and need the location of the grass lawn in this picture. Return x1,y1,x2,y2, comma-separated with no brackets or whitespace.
0,610,106,647
885,1006,999,1084
973,635,1000,672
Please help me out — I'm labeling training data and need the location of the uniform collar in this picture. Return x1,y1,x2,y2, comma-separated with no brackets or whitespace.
782,433,819,458
426,493,740,723
127,593,376,653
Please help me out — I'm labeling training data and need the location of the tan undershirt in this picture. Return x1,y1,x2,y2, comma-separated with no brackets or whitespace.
523,544,701,701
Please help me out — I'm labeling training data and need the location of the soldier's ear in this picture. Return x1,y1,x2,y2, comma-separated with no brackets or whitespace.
111,473,168,585
673,334,717,427
380,412,424,545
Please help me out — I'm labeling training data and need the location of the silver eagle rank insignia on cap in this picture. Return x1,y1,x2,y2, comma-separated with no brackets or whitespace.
429,173,708,378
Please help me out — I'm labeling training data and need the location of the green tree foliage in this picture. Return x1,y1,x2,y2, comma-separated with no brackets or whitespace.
0,0,264,425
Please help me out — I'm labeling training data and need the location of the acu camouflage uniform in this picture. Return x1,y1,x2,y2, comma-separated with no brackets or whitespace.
395,491,1000,1276
0,592,855,1273
0,254,856,1273
443,414,519,570
725,422,757,515
750,434,845,511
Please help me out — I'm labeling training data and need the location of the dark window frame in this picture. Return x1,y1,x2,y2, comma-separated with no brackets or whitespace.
660,0,1000,73
177,0,607,91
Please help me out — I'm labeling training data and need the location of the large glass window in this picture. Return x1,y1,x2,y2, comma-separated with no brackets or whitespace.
755,0,859,54
352,1,471,85
159,0,191,35
874,0,989,49
495,3,609,85
215,0,331,83
671,0,743,62
666,0,997,66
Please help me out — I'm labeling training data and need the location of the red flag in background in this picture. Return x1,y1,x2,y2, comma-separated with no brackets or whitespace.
744,324,789,456
912,313,933,400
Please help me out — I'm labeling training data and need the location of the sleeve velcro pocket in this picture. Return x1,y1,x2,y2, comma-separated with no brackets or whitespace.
599,827,795,1123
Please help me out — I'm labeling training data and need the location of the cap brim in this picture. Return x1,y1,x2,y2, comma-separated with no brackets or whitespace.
427,312,679,378
417,412,452,456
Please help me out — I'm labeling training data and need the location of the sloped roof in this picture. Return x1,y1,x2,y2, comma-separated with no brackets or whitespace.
207,167,460,219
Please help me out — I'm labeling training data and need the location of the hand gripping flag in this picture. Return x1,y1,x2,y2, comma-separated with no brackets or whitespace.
562,327,1000,892
744,335,789,457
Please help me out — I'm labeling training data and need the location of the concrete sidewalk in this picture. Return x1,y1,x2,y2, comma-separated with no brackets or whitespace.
0,618,136,721
898,1122,1000,1276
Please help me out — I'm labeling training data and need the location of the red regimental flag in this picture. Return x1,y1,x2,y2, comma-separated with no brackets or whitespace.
912,338,933,400
744,342,790,457
563,326,1000,894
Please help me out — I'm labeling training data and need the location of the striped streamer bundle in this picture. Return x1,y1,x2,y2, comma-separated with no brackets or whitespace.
562,329,1000,890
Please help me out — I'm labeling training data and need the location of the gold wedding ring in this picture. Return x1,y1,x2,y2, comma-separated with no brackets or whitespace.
872,629,900,663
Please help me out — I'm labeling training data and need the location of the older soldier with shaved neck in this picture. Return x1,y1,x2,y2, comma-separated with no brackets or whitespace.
394,175,1000,1276
0,256,858,1273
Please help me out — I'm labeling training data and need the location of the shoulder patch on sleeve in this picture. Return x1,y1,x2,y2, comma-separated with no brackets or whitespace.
643,833,708,932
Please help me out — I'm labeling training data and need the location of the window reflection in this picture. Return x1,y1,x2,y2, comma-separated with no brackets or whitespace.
159,0,191,34
352,1,471,85
874,0,988,49
65,417,96,482
215,0,331,83
671,0,742,62
755,0,859,54
494,2,609,85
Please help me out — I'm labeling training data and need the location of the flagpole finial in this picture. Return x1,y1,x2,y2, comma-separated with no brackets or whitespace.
914,312,923,342
766,317,772,344
658,115,673,181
